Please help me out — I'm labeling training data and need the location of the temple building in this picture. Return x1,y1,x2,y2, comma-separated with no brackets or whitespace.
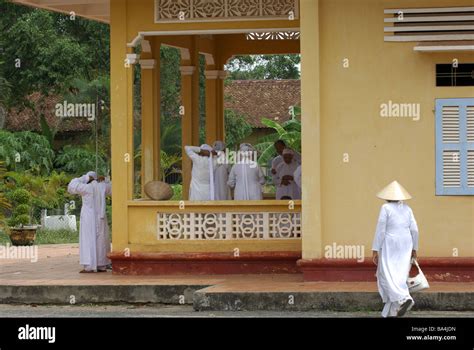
12,0,473,281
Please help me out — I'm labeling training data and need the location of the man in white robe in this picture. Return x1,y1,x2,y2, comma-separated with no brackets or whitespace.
68,172,98,273
273,149,301,200
185,144,217,201
228,144,265,200
372,181,419,317
213,141,231,200
271,140,301,177
294,165,302,190
94,176,112,271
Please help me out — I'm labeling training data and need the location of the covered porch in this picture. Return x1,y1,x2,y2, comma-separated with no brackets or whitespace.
110,3,308,274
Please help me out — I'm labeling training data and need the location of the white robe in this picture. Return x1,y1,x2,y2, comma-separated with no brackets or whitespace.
228,161,265,200
214,153,231,200
68,176,97,271
185,146,216,201
274,160,301,200
372,202,419,317
93,181,112,267
294,165,302,189
272,151,301,172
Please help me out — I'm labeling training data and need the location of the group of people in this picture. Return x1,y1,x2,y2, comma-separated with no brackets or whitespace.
67,172,112,273
185,140,302,201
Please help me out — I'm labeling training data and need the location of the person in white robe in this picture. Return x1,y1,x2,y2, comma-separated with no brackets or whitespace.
67,172,98,273
227,143,265,200
294,165,302,190
213,141,231,200
273,149,301,200
185,144,217,201
372,181,419,318
94,176,112,271
271,140,301,177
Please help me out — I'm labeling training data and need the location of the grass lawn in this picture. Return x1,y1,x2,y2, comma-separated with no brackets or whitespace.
0,229,79,245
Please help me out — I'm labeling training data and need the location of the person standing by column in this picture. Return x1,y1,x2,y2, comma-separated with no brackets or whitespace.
67,171,98,273
185,144,217,201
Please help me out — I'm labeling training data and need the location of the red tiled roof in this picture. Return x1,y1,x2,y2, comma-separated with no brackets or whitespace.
5,93,93,133
224,80,301,128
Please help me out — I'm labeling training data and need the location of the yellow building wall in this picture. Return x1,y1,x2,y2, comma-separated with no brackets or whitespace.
124,0,299,43
316,0,474,258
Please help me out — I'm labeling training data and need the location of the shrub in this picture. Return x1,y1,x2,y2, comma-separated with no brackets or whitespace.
9,214,30,227
8,188,32,227
0,131,54,175
55,145,108,175
13,204,30,216
10,188,31,205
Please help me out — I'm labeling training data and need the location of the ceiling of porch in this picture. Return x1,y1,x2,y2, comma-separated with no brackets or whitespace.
12,0,110,23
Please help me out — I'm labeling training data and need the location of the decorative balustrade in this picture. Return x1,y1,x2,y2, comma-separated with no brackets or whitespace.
157,211,301,240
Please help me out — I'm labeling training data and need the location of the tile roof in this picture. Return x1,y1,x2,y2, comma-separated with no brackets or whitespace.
224,79,301,128
5,93,93,134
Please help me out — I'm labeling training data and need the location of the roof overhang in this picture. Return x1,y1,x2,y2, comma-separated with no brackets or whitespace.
11,0,110,23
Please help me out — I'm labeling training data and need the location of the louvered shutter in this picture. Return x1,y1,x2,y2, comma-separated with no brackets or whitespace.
436,99,474,195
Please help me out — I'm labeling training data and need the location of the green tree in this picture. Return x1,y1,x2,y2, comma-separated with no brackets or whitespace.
226,55,301,80
55,145,107,176
224,110,253,150
1,10,91,104
0,131,54,175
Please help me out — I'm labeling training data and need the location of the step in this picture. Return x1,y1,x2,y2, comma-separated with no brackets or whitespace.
193,289,474,312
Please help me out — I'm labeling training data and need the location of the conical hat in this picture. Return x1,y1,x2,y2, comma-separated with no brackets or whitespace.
376,181,412,201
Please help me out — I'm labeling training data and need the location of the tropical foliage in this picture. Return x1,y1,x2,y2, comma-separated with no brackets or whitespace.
160,150,181,182
55,145,108,176
254,107,301,166
0,131,55,175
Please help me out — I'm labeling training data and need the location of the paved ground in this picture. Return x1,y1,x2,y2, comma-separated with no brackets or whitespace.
0,304,473,318
1,244,472,292
1,244,472,312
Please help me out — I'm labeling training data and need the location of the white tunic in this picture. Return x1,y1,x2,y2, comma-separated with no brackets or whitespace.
185,146,216,201
93,181,112,268
214,154,231,200
274,160,301,200
372,202,419,317
228,161,265,200
68,176,98,270
271,151,301,172
294,165,302,189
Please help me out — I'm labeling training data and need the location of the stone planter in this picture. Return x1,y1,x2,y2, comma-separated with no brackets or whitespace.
9,226,38,246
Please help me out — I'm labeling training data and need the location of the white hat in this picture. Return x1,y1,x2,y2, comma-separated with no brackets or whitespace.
86,171,97,180
282,148,294,156
376,181,412,201
213,141,225,152
200,144,213,152
239,143,254,152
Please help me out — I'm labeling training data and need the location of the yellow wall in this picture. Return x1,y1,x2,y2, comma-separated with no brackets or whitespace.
111,0,473,258
315,0,474,257
124,0,299,44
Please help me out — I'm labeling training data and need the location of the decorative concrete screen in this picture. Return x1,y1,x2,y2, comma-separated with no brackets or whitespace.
157,212,301,240
155,0,299,23
246,31,300,40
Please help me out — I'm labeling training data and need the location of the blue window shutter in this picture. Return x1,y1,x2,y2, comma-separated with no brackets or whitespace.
436,98,474,196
